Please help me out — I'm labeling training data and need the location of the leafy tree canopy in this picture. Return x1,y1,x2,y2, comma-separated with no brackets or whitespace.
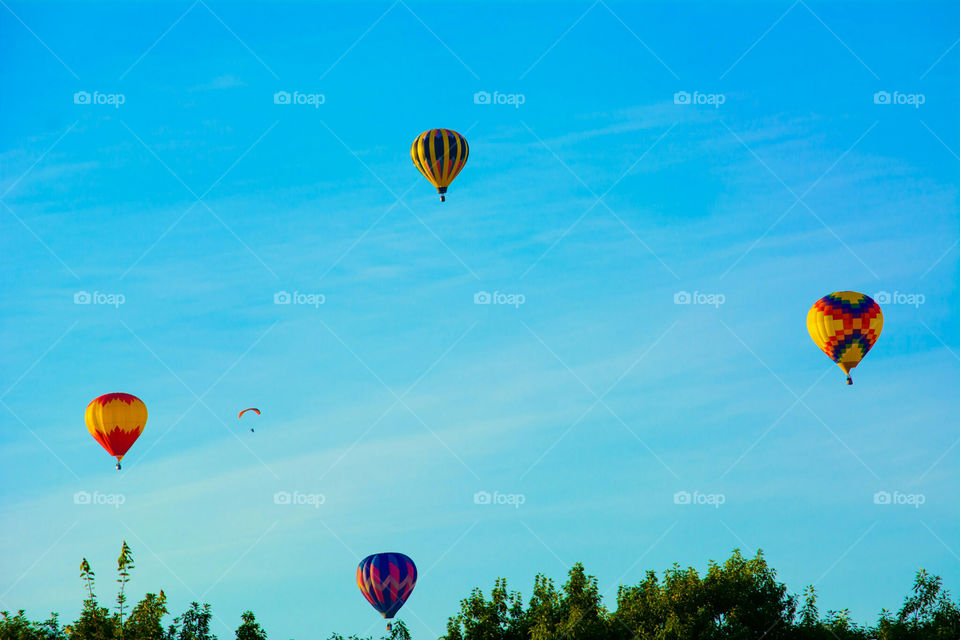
1,546,958,640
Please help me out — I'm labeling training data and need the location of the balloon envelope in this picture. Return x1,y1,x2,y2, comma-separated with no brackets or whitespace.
411,129,468,201
85,393,147,466
807,291,883,383
356,552,417,619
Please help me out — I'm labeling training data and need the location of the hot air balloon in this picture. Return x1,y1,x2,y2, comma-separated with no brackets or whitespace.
357,552,417,632
238,407,260,432
85,393,147,470
411,129,468,201
807,291,883,385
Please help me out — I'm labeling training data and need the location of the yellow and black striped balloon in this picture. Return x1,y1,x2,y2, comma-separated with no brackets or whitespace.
410,129,469,201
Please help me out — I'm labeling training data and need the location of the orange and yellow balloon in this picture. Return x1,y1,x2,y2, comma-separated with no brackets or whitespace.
411,129,469,202
807,292,883,385
85,393,147,470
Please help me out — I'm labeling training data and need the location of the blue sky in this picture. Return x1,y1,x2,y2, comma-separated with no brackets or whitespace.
1,1,958,638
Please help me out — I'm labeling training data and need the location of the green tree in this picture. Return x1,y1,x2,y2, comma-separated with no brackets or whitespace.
325,620,410,640
610,571,664,640
69,557,118,640
8,544,960,640
234,612,266,640
525,574,559,640
170,603,215,640
873,568,960,640
116,542,135,632
699,549,796,639
796,585,819,629
553,563,608,640
447,578,525,640
37,613,68,640
820,608,869,639
444,564,610,640
69,596,118,640
80,560,96,602
122,592,168,640
0,611,66,640
444,550,832,640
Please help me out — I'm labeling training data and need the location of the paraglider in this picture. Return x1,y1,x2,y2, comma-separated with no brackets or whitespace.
85,393,147,470
238,407,259,432
357,552,417,632
807,291,883,385
411,129,469,201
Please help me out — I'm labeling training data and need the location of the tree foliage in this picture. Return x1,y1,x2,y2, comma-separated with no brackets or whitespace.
0,543,258,640
1,546,958,640
442,550,960,640
325,620,411,640
234,612,265,640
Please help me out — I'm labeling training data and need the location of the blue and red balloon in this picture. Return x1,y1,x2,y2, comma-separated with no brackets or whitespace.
356,553,417,631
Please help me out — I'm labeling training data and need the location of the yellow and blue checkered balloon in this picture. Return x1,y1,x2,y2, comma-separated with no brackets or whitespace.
807,291,883,385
